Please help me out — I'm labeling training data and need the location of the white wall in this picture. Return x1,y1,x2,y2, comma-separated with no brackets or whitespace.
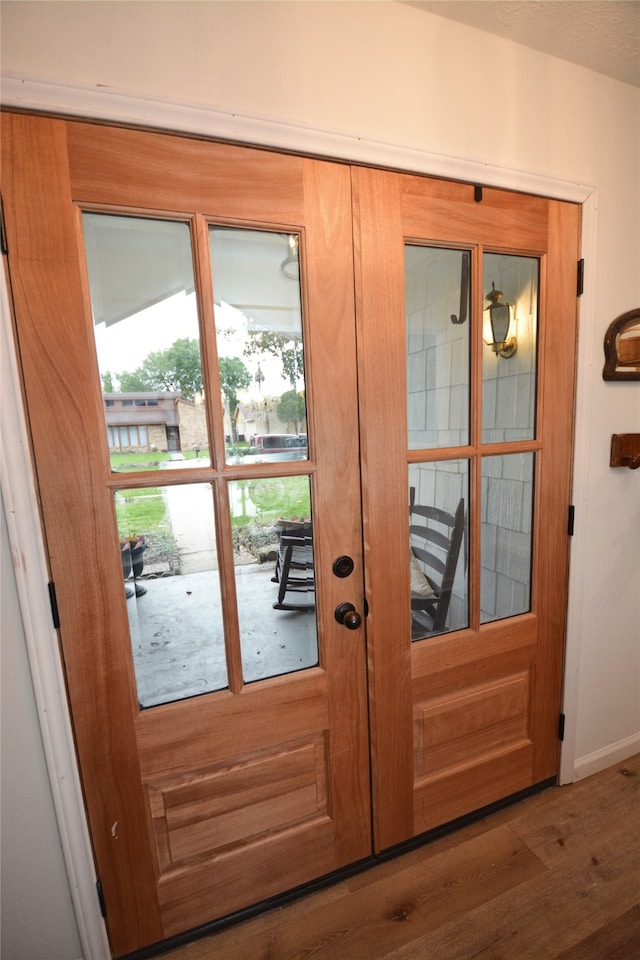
2,3,638,957
1,496,82,960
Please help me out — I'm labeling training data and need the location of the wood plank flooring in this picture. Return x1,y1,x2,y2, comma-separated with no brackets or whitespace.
156,756,639,960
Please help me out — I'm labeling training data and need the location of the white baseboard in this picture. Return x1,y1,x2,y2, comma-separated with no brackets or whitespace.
573,733,640,781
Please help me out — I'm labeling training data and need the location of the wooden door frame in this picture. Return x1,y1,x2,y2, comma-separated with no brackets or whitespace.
1,86,595,960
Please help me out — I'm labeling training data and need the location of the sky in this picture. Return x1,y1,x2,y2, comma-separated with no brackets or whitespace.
93,293,292,398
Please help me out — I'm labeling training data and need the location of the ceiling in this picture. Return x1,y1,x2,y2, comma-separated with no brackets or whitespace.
401,1,640,87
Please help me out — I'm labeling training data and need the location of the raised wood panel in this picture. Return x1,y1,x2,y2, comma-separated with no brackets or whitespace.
413,743,534,835
149,736,328,871
67,121,306,221
414,671,531,778
158,818,337,938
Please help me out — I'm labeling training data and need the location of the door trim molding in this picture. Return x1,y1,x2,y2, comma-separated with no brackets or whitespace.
1,73,595,203
0,74,597,952
1,267,112,960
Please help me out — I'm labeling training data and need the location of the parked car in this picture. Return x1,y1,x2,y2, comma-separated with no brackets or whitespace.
228,433,308,465
249,434,307,454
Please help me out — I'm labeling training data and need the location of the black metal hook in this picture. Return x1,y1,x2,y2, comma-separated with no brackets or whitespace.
450,251,470,325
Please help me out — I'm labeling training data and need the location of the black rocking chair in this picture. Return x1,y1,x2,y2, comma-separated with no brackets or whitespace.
271,520,315,611
409,487,465,637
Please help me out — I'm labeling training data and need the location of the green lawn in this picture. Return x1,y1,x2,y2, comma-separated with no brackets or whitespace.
115,488,170,539
113,459,311,563
109,446,258,471
240,476,311,524
110,449,201,470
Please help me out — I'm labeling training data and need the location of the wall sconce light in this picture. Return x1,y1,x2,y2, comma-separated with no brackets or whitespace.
484,282,517,358
280,234,299,280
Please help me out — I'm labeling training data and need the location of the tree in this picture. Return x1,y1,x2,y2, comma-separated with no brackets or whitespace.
101,370,114,392
277,389,306,433
218,357,252,415
116,338,203,400
244,331,304,391
117,368,151,392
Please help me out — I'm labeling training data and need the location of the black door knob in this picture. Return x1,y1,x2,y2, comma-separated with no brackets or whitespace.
332,555,355,578
334,602,362,630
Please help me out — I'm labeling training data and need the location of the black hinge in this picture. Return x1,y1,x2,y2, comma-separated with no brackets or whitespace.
577,258,585,296
0,194,7,255
474,184,483,203
96,879,107,919
567,505,575,537
558,713,566,742
48,581,61,629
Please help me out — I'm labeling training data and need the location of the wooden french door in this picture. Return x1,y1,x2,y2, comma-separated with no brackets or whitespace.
353,168,580,848
2,115,372,956
2,114,580,957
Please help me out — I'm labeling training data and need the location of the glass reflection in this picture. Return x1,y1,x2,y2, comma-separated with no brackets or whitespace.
405,246,470,450
409,461,469,640
482,254,539,443
208,227,308,465
83,213,208,473
481,453,534,623
228,476,318,682
117,482,227,708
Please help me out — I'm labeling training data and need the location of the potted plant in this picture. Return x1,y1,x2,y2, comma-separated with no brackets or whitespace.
120,535,148,598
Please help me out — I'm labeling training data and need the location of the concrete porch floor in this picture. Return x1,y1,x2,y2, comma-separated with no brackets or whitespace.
127,562,318,708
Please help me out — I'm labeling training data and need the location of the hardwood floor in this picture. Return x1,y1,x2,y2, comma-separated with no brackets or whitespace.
157,756,639,960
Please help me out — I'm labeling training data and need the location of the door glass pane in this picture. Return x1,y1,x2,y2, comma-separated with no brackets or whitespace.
229,476,318,682
482,254,539,443
209,228,308,465
406,246,470,450
117,482,227,708
481,453,535,623
83,214,207,473
409,461,469,640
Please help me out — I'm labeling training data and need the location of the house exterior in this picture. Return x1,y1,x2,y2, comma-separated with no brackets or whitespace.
102,392,303,454
1,4,638,959
234,398,306,443
103,391,208,453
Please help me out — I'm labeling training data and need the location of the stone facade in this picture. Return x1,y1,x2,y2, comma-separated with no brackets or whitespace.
175,397,208,452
